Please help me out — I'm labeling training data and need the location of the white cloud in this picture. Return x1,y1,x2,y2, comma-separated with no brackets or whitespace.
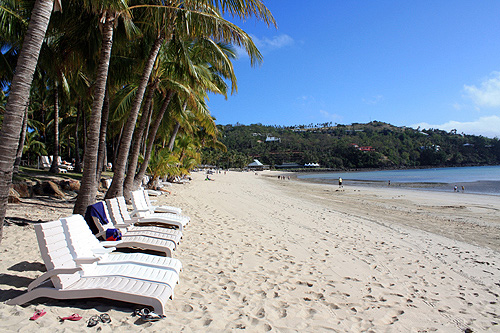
235,34,294,59
252,34,294,50
319,110,341,121
463,72,500,107
413,115,500,138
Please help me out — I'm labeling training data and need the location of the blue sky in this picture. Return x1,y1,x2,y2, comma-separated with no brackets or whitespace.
208,0,500,138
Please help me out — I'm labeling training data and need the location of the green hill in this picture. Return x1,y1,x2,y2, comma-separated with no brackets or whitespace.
202,121,500,170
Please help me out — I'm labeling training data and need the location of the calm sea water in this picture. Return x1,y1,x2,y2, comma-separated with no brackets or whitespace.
298,165,500,195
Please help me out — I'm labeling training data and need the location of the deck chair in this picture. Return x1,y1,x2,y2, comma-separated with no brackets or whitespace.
7,220,179,314
85,202,177,256
105,198,182,244
116,196,186,231
39,156,51,169
130,190,189,226
134,188,183,215
61,214,182,275
56,156,74,171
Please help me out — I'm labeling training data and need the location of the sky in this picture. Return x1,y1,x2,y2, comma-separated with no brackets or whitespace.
208,0,500,138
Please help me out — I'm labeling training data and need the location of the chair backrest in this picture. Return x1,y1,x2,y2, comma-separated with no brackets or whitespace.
131,190,149,212
116,196,133,221
141,189,154,208
60,215,105,259
105,198,128,225
40,156,51,168
34,221,80,289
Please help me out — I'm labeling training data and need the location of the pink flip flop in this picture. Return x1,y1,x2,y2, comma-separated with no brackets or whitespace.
30,309,46,320
58,313,83,322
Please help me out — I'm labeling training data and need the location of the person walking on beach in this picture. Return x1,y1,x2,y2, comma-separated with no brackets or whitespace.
339,177,343,188
462,185,465,193
454,185,458,192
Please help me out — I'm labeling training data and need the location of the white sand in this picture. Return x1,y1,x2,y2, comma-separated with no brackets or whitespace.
1,170,499,332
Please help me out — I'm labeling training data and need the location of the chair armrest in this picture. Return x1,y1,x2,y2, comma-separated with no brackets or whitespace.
100,240,123,247
91,247,116,255
113,223,131,229
130,208,151,217
74,257,100,265
137,218,183,232
28,267,82,291
127,216,141,224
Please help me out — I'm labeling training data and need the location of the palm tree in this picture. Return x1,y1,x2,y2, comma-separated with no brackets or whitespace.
0,0,60,243
73,0,132,215
107,0,272,199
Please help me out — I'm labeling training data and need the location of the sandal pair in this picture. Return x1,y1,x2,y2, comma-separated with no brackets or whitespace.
134,308,165,322
87,313,111,327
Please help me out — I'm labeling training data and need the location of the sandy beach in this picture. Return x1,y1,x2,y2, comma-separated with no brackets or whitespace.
1,170,499,332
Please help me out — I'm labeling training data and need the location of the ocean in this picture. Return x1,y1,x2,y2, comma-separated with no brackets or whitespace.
297,165,500,195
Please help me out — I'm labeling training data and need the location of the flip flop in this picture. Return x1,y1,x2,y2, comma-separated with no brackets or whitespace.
58,313,83,322
87,315,100,327
30,309,46,321
99,313,111,323
135,308,164,322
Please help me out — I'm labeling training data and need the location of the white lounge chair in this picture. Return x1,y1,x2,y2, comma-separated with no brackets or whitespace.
117,196,187,231
7,220,179,314
133,188,183,215
61,214,182,275
86,202,177,256
105,198,182,244
39,156,51,169
56,156,74,171
130,191,189,226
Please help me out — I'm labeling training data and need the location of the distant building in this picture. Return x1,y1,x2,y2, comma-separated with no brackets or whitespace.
265,135,281,143
247,159,267,171
275,162,302,169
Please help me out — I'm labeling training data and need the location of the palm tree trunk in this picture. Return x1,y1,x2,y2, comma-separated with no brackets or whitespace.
96,87,110,181
49,85,59,173
82,101,87,165
133,90,175,189
73,12,115,215
74,98,82,173
167,100,187,152
123,84,156,198
168,121,181,152
0,0,54,244
13,104,29,174
142,101,154,156
105,35,164,199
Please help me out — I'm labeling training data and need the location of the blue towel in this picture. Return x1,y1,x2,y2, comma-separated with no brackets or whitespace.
105,228,122,241
84,202,110,235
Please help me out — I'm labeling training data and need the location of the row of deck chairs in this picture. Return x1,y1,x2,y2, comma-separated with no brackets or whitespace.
38,156,74,172
7,189,189,315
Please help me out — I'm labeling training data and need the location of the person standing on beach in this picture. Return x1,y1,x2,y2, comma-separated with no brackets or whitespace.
454,185,458,192
462,185,465,192
339,177,343,188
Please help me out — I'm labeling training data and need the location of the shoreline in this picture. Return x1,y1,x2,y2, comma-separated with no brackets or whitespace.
295,176,500,196
1,170,500,331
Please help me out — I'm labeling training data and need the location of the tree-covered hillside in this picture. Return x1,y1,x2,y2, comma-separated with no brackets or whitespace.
201,122,500,169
